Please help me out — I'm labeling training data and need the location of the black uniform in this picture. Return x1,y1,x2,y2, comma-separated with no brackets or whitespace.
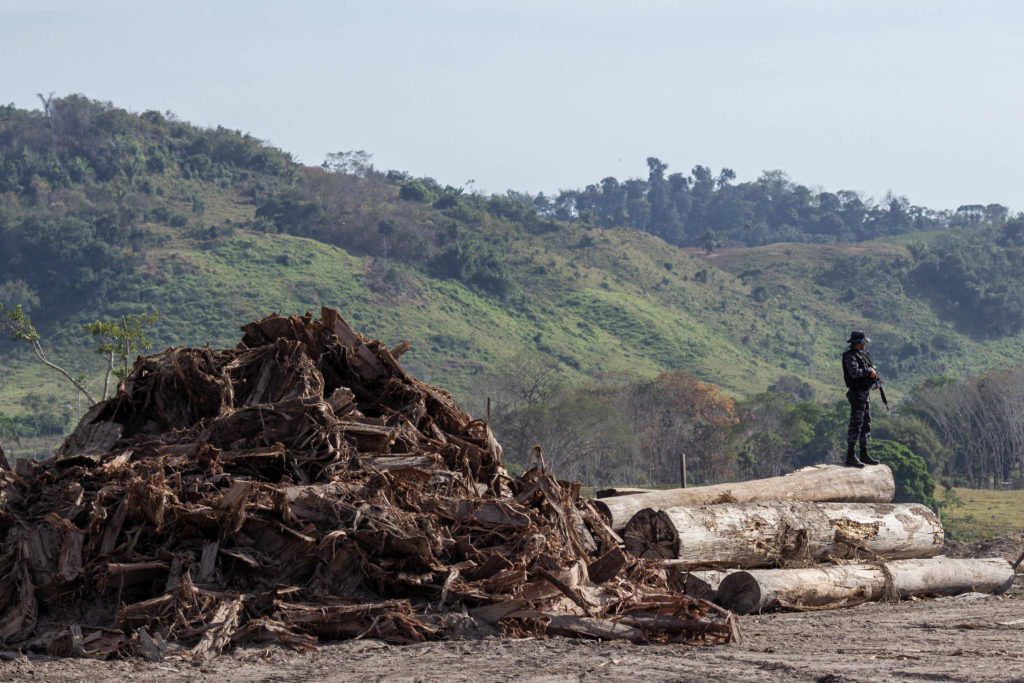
842,346,875,447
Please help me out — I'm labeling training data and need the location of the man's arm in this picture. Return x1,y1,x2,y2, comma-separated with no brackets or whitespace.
843,352,876,381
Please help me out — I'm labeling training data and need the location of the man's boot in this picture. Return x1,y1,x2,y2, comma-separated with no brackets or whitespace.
859,443,880,465
845,443,864,468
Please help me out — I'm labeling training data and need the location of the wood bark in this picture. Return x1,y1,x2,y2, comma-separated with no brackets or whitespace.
717,556,1014,614
623,501,943,567
586,547,627,584
594,464,895,531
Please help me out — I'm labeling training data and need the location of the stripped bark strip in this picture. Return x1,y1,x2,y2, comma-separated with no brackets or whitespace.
191,598,243,660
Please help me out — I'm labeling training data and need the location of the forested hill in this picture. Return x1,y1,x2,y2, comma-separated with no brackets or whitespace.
3,95,1024,489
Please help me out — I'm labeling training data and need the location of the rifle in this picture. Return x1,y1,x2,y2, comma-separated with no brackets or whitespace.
871,367,890,412
862,350,890,412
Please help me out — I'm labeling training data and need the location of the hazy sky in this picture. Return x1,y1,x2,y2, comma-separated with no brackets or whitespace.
4,1,1024,212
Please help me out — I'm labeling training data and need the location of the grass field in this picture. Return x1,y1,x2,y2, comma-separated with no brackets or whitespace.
937,486,1024,541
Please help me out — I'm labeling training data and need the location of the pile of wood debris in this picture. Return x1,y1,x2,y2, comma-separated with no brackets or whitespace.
0,307,737,660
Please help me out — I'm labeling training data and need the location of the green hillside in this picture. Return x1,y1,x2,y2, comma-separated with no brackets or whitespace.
3,96,1024,494
2,96,1022,409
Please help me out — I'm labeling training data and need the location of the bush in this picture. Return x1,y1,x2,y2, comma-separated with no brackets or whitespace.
871,439,938,510
0,410,19,443
398,180,437,204
255,193,324,236
430,239,516,299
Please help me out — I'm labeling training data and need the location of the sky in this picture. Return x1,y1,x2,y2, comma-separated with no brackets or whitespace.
3,0,1024,213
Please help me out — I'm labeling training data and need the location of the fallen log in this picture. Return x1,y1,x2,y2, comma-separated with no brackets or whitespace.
664,568,732,602
546,614,646,642
594,464,895,531
717,556,1014,614
623,501,943,566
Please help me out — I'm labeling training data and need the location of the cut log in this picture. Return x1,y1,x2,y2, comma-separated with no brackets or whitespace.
623,501,943,567
595,464,895,530
230,617,317,651
717,556,1014,614
546,614,646,642
664,568,732,602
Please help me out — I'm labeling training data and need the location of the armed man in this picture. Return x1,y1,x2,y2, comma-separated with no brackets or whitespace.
841,330,882,468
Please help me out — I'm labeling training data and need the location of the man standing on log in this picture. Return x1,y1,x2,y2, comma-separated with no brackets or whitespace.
842,330,881,468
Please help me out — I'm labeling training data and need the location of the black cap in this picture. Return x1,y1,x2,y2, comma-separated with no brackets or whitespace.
847,330,870,345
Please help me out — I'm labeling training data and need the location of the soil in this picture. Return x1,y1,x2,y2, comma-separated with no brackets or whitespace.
4,537,1024,683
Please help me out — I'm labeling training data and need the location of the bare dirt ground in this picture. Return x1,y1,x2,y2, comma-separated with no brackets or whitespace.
5,536,1024,683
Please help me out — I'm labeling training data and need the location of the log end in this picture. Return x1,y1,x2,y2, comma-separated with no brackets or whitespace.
715,571,762,615
622,508,680,560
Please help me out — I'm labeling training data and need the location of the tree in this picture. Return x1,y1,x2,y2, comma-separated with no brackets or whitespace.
645,158,684,244
735,392,798,478
473,352,565,464
999,219,1024,247
870,439,938,510
871,413,951,477
321,150,374,177
515,389,639,486
768,375,815,401
398,180,437,203
0,303,94,404
0,280,40,313
18,392,72,438
430,239,516,299
909,370,1024,485
0,410,18,446
85,312,159,400
697,230,723,254
621,372,737,486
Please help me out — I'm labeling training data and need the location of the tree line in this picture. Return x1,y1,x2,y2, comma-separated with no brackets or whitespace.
475,359,846,489
902,369,1024,487
526,157,1013,248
